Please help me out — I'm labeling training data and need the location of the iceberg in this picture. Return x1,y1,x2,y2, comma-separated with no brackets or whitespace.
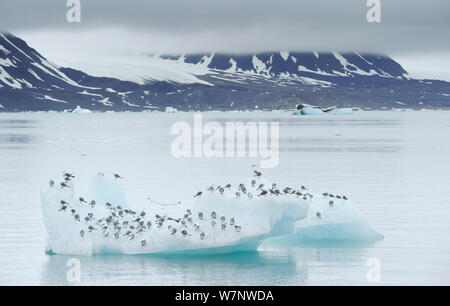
71,105,92,114
298,106,326,115
41,172,382,256
292,193,383,242
165,106,178,113
293,104,353,116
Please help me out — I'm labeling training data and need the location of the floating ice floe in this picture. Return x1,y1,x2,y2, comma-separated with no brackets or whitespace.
165,106,178,113
41,171,382,256
293,104,353,116
71,105,93,114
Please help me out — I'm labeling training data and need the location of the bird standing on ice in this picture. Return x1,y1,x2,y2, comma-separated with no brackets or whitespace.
258,190,268,196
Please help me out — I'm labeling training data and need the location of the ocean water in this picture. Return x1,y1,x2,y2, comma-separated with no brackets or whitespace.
0,110,449,285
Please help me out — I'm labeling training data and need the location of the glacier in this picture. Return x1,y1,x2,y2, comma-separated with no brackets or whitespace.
41,172,382,256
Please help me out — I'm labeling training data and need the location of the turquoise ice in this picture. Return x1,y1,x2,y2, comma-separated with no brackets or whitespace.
41,173,382,256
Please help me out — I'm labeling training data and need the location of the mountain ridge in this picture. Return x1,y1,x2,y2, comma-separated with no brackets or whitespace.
1,32,449,112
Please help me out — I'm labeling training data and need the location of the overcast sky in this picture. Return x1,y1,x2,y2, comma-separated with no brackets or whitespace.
1,0,449,80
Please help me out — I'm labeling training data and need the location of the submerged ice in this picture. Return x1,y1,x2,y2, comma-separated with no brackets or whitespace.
41,171,382,256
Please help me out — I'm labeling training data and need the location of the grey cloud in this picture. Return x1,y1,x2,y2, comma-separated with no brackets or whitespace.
0,0,449,54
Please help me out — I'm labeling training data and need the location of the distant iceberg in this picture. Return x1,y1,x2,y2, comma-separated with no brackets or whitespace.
71,105,92,114
41,172,382,256
165,106,178,113
293,104,353,115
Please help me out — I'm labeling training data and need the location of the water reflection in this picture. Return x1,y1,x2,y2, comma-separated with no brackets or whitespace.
0,119,39,148
0,119,39,129
280,137,400,144
41,240,376,286
208,117,400,127
279,137,400,153
41,251,301,286
280,146,398,153
0,134,36,144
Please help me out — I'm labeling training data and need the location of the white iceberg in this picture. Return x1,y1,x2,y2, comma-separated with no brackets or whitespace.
292,194,383,242
71,105,92,114
165,106,178,113
293,104,354,116
41,173,382,256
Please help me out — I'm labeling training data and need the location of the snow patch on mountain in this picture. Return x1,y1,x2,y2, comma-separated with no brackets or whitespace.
225,58,237,73
298,65,335,76
31,61,80,87
252,55,268,74
299,77,333,86
18,78,33,88
0,33,33,61
97,97,113,106
0,58,16,67
280,51,289,61
333,53,376,76
0,65,22,89
36,95,67,104
78,90,103,97
27,68,44,82
0,44,10,54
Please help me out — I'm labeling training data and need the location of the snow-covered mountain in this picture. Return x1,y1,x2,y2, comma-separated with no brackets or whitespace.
0,33,123,110
61,51,409,87
0,33,84,91
175,52,409,78
1,33,449,112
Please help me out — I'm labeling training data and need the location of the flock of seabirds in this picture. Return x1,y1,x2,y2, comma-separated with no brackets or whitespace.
48,169,349,248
